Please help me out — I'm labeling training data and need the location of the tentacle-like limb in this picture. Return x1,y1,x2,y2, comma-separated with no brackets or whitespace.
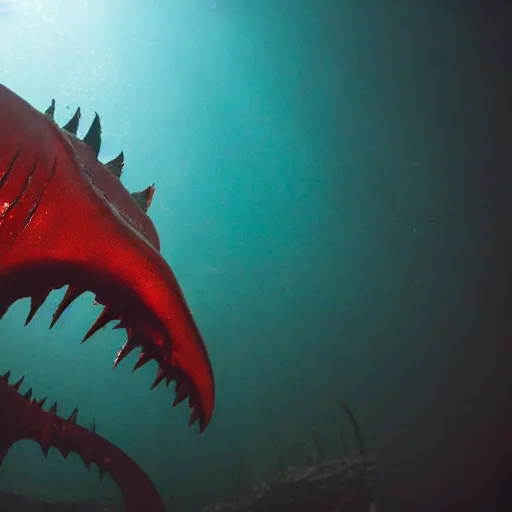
0,372,166,512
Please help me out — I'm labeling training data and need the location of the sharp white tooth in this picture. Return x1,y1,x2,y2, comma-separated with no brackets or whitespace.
83,305,117,343
50,286,84,328
150,367,166,390
189,407,199,427
26,289,51,326
132,351,152,372
173,382,188,407
113,335,137,369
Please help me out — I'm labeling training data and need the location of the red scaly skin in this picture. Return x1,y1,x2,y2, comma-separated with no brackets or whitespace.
0,83,216,507
0,83,214,430
0,372,166,512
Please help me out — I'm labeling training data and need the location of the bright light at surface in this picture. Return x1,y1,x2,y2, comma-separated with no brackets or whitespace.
0,0,113,93
0,1,13,14
0,0,133,163
0,0,181,170
0,0,221,167
0,1,126,141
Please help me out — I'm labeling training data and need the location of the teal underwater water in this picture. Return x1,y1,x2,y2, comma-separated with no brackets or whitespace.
1,1,511,511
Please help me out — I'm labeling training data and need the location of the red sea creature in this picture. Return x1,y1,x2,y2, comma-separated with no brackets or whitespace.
0,372,166,511
0,83,216,509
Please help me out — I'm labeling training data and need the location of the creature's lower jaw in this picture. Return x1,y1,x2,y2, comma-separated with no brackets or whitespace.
0,82,215,512
0,261,211,431
0,262,187,512
0,373,167,512
0,87,214,433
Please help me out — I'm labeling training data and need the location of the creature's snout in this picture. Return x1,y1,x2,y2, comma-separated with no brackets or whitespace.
0,83,215,431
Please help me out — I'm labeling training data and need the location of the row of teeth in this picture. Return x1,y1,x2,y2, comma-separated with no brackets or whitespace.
44,101,201,424
10,283,202,428
0,100,201,427
0,370,112,477
43,101,202,422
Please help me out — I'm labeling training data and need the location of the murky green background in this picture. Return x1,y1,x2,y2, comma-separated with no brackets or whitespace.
1,1,511,511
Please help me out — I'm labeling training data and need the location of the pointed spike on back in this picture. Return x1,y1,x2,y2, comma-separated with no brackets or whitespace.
50,286,83,329
23,388,33,400
106,151,124,178
38,397,47,407
45,99,56,120
13,376,25,391
63,107,81,135
1,371,11,383
83,112,102,157
49,402,58,414
131,184,156,213
68,407,78,423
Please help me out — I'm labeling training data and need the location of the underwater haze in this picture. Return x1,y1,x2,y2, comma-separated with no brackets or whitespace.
1,1,512,511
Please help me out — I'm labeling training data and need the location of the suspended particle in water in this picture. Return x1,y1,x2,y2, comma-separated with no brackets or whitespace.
0,1,13,15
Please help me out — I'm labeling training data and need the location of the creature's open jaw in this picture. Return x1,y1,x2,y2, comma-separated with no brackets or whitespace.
0,369,105,465
0,84,215,433
0,371,168,511
0,266,210,432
